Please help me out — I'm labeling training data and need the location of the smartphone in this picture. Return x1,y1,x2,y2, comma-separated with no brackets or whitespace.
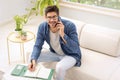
55,18,61,27
55,22,60,27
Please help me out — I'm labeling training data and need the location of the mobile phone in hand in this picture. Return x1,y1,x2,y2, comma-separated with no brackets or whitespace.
55,22,61,27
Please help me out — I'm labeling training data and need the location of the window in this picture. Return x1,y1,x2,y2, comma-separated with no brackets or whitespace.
63,0,120,10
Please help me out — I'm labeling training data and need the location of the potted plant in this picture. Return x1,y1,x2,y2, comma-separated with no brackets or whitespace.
14,15,28,38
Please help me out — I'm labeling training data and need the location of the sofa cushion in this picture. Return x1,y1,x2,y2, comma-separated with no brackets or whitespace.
70,19,85,39
110,65,120,80
76,47,120,80
80,24,120,56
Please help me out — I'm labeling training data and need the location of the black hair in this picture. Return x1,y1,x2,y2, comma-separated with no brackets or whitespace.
45,5,59,16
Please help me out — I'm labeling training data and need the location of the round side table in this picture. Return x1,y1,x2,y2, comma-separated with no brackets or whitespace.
7,31,35,64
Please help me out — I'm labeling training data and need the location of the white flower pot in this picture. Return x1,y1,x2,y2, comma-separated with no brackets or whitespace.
15,31,21,38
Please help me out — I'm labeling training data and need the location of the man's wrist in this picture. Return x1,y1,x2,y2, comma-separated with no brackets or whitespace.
60,33,65,38
61,34,67,44
31,59,36,64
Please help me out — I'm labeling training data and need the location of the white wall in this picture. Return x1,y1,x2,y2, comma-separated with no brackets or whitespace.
60,5,120,29
0,0,32,23
1,0,120,29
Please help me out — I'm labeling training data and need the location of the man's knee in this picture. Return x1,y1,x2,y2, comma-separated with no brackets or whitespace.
56,63,66,73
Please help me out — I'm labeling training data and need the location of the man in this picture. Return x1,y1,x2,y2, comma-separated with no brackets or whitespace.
28,5,81,80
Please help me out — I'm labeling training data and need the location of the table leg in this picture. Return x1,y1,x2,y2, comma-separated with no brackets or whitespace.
20,43,23,56
7,39,10,64
20,43,25,63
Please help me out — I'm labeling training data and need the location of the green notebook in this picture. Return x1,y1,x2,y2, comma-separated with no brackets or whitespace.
11,64,54,80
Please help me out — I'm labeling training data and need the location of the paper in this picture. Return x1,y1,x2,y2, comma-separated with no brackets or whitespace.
37,67,51,79
24,65,41,77
24,64,51,79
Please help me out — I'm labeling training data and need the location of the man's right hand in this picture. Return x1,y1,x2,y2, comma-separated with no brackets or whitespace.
28,60,36,71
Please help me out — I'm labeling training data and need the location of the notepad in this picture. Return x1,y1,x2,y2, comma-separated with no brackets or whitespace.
36,67,51,79
11,64,54,80
24,64,51,79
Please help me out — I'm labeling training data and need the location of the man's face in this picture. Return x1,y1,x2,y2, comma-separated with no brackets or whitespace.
45,12,59,28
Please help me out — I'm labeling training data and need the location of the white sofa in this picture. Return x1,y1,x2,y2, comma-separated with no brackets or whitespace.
26,18,120,80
